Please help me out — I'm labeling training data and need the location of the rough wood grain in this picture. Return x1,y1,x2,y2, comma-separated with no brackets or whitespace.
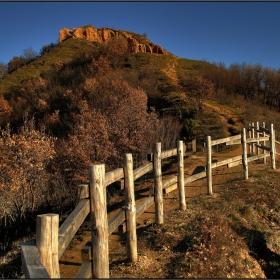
133,162,153,181
270,124,276,169
206,136,212,195
21,241,50,278
58,199,90,258
36,214,60,278
89,164,109,278
211,155,242,169
161,148,177,159
211,134,241,146
177,140,186,210
154,143,164,224
75,261,92,278
242,128,248,180
124,154,138,262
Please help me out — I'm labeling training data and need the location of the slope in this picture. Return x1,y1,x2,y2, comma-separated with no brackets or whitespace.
58,102,280,279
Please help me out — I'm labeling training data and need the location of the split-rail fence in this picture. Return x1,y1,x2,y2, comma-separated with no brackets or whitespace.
20,121,278,278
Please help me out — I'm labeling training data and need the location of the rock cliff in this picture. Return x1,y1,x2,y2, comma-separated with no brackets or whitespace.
59,26,168,55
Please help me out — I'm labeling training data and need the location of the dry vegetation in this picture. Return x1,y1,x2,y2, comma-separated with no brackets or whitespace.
1,29,280,278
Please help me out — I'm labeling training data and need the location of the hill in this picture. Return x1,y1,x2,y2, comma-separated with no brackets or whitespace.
1,25,280,278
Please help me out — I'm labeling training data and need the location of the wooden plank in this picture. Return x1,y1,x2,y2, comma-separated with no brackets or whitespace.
136,196,154,218
246,136,269,143
229,153,269,167
163,182,178,194
154,143,164,224
58,199,90,258
133,162,153,181
275,140,280,145
161,148,177,159
226,139,241,146
75,261,92,278
105,168,124,186
108,210,126,236
211,134,241,146
21,242,50,279
247,153,270,163
254,143,271,151
163,175,178,188
165,171,206,194
36,214,60,278
258,126,270,134
211,155,242,169
184,171,207,184
227,160,242,168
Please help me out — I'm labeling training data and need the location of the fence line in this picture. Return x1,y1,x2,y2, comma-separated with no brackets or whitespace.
21,123,277,278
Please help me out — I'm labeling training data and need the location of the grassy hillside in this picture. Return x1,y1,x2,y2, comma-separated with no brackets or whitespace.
0,38,101,97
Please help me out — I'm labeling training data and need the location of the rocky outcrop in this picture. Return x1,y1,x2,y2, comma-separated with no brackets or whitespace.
59,26,168,55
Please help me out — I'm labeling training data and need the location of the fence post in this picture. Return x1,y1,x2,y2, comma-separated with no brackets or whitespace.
262,122,266,164
206,136,212,195
123,154,138,262
89,164,109,278
36,214,60,278
248,123,252,154
242,128,248,180
153,143,164,224
177,140,186,210
192,138,197,154
252,122,255,155
270,124,276,170
256,121,259,155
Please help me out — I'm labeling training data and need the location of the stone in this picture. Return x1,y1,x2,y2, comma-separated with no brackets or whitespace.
59,25,168,55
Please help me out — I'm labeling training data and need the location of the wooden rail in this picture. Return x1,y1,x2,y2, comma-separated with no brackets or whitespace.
21,121,278,278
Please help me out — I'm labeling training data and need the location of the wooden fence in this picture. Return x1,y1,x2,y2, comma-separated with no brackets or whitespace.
21,122,278,278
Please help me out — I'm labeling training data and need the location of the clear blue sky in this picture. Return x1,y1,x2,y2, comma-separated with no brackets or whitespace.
1,2,280,70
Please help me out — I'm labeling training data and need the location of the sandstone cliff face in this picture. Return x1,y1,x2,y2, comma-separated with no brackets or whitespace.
59,26,168,55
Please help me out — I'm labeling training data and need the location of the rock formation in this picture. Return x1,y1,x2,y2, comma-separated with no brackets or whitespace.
59,25,168,55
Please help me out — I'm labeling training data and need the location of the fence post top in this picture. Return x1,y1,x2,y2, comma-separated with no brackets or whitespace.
37,213,59,218
88,163,105,168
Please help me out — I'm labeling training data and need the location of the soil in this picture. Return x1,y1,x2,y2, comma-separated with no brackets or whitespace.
58,101,269,278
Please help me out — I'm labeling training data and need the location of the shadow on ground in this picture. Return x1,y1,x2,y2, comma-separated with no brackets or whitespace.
232,224,280,278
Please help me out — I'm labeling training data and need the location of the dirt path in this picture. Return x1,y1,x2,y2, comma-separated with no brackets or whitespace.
59,148,244,278
162,58,179,87
59,102,245,278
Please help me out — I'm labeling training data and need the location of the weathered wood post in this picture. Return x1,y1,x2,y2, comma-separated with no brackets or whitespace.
248,123,252,154
270,124,276,170
123,154,138,262
36,214,60,278
262,122,267,164
177,140,186,210
252,122,255,155
242,128,248,180
256,121,259,155
206,136,212,195
89,164,109,278
192,138,197,154
153,143,164,224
